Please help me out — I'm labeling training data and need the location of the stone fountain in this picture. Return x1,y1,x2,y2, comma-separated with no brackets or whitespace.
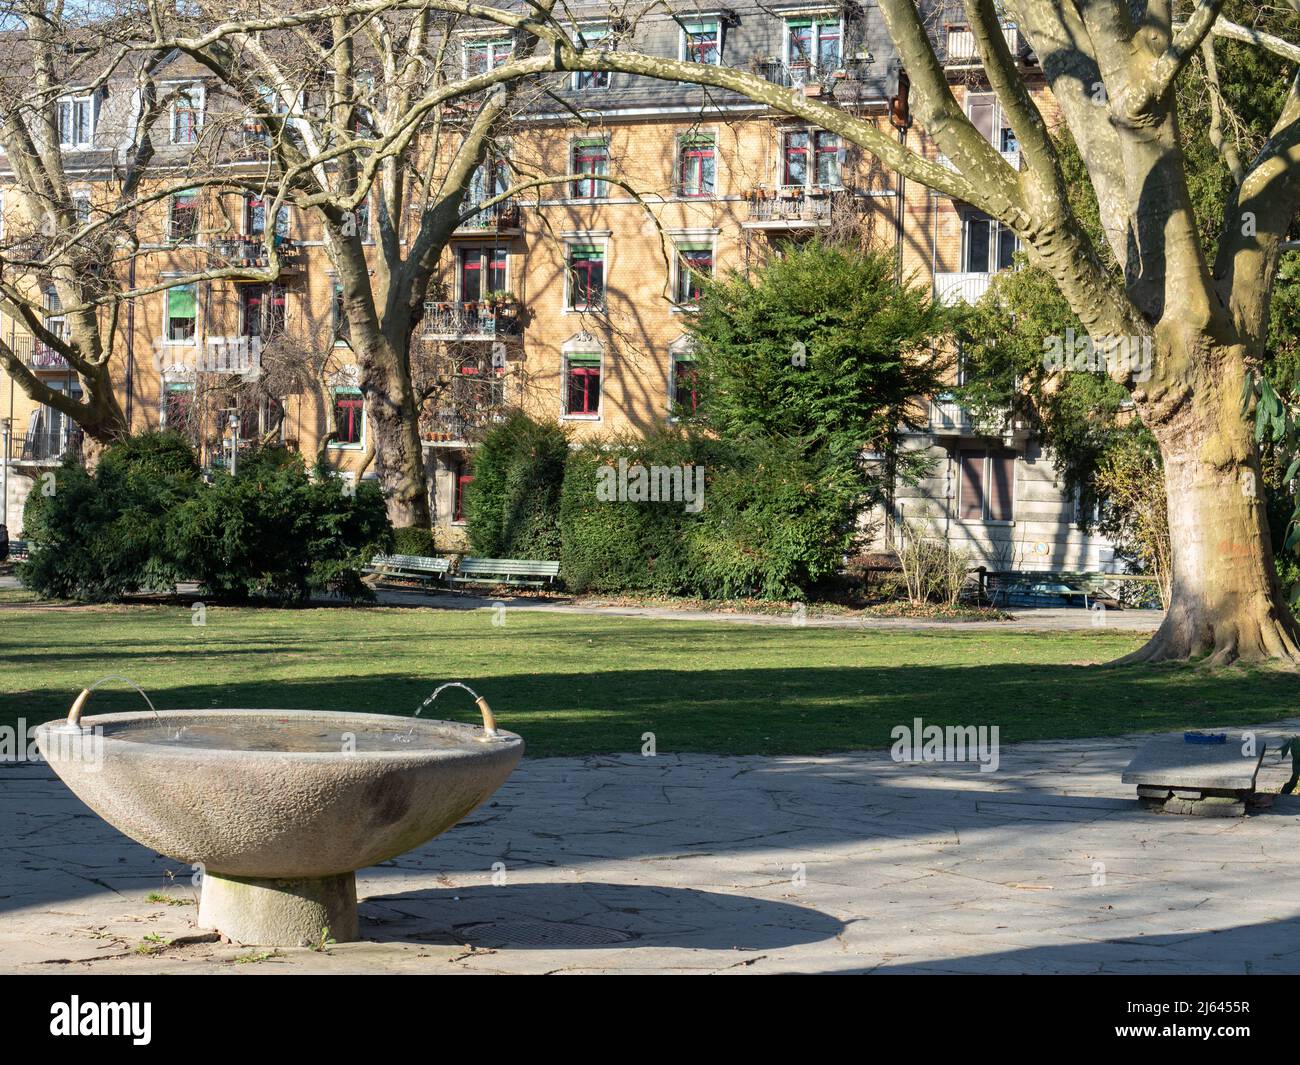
34,688,523,946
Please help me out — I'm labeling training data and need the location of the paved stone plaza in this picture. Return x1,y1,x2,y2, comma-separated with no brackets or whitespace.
3,725,1299,975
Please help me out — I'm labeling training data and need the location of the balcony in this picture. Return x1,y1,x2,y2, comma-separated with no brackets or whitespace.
743,186,863,229
6,332,71,371
455,198,522,234
756,58,872,93
10,427,82,464
928,395,1029,442
210,237,302,272
933,271,993,306
200,336,263,375
943,21,1033,66
421,300,521,341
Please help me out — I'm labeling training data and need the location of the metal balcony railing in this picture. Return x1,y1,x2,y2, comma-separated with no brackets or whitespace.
744,186,859,226
457,198,521,231
422,301,521,340
942,19,1032,66
15,427,81,462
756,58,871,88
933,271,994,306
210,237,302,270
5,332,71,371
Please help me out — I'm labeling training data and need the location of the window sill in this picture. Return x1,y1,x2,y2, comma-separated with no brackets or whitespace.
561,414,601,422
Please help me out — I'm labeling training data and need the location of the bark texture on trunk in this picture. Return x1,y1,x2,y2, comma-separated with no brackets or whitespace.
357,334,430,530
1122,342,1300,664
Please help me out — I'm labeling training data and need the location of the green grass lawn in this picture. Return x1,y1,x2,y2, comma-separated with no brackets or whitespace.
4,595,1298,757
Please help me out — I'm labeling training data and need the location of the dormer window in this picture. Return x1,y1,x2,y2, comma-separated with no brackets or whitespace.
784,16,842,80
170,84,204,145
572,24,611,89
464,38,513,76
57,95,94,148
681,18,722,65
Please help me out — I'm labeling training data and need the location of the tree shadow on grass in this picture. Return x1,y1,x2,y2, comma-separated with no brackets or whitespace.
5,663,1295,758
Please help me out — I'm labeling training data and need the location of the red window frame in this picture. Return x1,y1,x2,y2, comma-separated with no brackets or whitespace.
571,141,608,199
333,393,364,445
565,359,601,415
677,248,712,304
454,469,474,522
685,25,720,64
673,359,699,414
568,248,604,310
678,141,715,197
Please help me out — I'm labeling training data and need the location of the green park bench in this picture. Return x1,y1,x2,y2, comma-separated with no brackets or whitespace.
365,553,451,585
448,557,561,591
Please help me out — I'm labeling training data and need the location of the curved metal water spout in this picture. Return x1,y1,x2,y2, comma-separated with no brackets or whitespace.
63,676,162,733
412,681,498,738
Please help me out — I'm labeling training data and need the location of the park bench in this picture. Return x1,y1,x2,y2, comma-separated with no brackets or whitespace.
7,540,28,561
448,557,561,591
365,553,450,585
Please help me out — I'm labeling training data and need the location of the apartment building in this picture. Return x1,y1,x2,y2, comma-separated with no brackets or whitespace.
0,3,1120,574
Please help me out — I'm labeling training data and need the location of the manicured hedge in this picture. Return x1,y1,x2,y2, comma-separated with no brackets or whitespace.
464,410,568,560
21,434,391,603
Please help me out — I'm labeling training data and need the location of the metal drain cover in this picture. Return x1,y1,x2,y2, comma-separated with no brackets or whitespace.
460,920,635,948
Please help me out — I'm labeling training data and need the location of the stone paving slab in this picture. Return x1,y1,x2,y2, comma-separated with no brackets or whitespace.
4,722,1300,974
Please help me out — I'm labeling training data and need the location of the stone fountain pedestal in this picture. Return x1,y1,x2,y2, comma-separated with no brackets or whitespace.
35,706,523,948
199,872,359,945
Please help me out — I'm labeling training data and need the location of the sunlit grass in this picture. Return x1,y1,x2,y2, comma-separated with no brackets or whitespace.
5,598,1297,757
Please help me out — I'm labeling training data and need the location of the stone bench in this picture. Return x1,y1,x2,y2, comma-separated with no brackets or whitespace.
1122,732,1266,816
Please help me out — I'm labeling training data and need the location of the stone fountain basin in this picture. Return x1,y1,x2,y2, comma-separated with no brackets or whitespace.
34,708,524,879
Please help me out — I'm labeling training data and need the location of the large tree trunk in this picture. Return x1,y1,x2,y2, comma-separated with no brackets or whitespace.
1122,339,1300,665
357,334,431,529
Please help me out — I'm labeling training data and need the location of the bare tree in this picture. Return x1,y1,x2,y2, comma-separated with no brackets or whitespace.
340,0,1300,664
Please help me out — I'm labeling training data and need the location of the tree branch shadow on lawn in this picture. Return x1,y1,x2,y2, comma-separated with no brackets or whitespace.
4,663,1297,759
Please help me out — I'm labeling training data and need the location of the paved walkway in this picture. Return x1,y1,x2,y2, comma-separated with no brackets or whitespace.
0,573,1162,630
369,586,1165,632
3,724,1297,974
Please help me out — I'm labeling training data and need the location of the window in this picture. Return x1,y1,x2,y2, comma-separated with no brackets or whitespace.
240,283,286,338
464,38,513,75
245,195,289,239
165,284,197,343
469,155,510,207
57,96,94,148
170,84,204,145
681,19,722,65
566,244,605,311
163,382,194,430
782,129,841,187
571,138,609,199
564,353,601,416
168,190,199,243
331,387,364,446
71,193,91,225
674,243,713,306
351,196,371,242
671,352,699,414
677,134,716,197
458,246,508,302
453,463,473,523
572,24,611,89
962,211,1018,272
958,449,1015,522
785,17,841,79
333,281,350,344
966,91,1018,161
